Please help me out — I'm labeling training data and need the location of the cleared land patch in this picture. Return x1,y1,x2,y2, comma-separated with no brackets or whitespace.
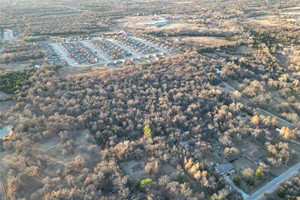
120,160,177,182
178,36,233,47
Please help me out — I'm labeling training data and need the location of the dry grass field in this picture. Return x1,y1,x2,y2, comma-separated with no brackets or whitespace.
179,36,233,47
0,129,102,199
0,61,32,72
120,160,177,182
0,100,16,114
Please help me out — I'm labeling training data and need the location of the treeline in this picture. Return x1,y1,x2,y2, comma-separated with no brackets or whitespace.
0,51,43,64
274,175,300,199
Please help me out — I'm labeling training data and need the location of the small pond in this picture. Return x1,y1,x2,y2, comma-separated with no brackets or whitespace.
0,126,11,138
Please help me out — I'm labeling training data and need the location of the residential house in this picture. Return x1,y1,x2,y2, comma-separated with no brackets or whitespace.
265,130,278,141
243,149,264,165
214,162,235,176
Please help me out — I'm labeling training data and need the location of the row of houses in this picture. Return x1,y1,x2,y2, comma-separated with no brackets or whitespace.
113,36,159,55
90,39,132,60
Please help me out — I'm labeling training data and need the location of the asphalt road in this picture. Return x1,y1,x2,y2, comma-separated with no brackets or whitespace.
246,161,300,200
221,82,296,129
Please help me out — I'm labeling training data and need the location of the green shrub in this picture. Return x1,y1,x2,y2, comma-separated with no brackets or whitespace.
176,176,184,184
277,187,285,198
144,125,153,137
139,178,152,192
255,168,263,180
225,35,235,42
233,177,241,186
247,178,255,186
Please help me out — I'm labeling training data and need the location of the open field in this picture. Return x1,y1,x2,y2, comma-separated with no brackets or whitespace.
235,137,267,156
248,7,299,28
119,160,147,182
232,157,258,174
288,142,300,165
120,160,176,183
175,36,233,47
0,92,13,100
0,100,16,114
268,164,289,176
0,129,101,199
117,15,198,30
0,61,32,72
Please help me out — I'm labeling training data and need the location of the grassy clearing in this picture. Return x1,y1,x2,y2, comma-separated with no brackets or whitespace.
269,164,288,176
178,36,233,47
119,160,147,182
231,157,273,194
288,142,300,165
232,157,258,174
0,100,17,114
120,160,178,183
235,137,267,155
0,60,36,73
247,176,272,195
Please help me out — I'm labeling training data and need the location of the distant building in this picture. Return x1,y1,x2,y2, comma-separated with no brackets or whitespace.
276,128,281,132
214,162,235,176
243,149,264,165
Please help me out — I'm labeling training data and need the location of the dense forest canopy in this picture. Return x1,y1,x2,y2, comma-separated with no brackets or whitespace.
1,53,246,199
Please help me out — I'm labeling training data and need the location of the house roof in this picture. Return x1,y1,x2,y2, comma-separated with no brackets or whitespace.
214,163,234,175
244,149,264,163
266,130,278,139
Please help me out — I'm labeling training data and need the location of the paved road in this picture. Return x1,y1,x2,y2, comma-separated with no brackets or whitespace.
246,161,300,200
224,161,300,200
259,108,295,128
221,82,296,128
291,139,300,145
224,176,249,199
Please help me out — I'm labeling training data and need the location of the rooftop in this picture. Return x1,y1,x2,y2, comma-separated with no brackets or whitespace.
244,149,264,163
214,162,234,175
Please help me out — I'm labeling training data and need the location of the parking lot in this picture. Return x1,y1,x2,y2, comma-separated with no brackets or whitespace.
45,34,179,67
